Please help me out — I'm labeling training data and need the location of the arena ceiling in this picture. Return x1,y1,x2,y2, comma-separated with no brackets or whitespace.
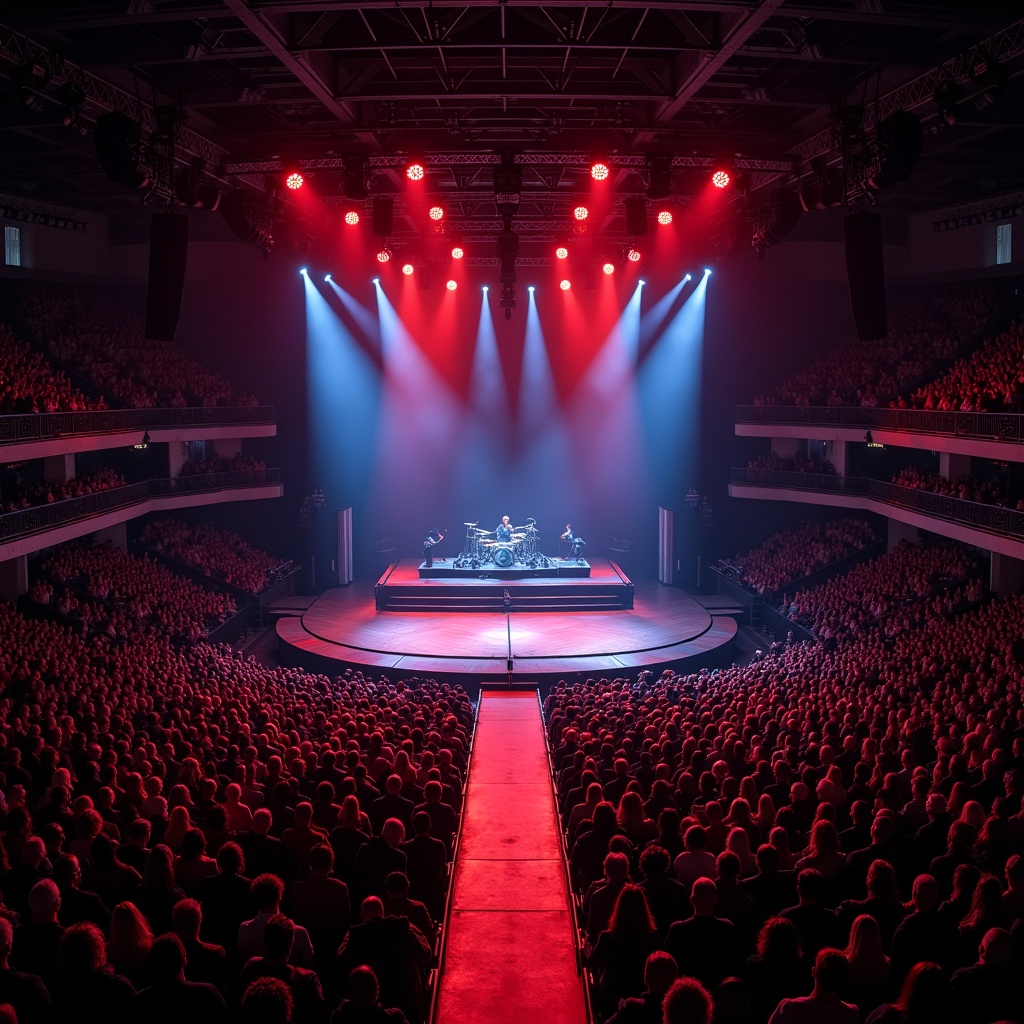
0,1,1022,256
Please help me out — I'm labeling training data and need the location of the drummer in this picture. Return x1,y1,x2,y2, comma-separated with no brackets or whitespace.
495,515,514,543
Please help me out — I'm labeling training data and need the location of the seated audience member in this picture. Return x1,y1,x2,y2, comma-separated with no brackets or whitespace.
11,878,63,984
197,841,254,959
399,811,447,919
335,897,431,1024
330,965,409,1024
0,916,51,1024
51,922,136,1024
588,885,661,1015
106,900,155,990
675,825,717,889
353,819,408,905
767,948,859,1024
288,844,351,971
661,976,713,1024
665,879,739,993
948,927,1017,1024
638,845,690,939
133,932,227,1024
234,914,324,1024
585,851,632,942
743,917,809,1024
171,898,228,990
241,976,294,1024
606,950,679,1024
382,872,435,950
780,869,842,961
864,962,953,1024
238,874,314,968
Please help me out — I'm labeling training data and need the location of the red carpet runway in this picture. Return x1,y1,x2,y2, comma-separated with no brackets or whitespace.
436,691,587,1024
276,579,737,683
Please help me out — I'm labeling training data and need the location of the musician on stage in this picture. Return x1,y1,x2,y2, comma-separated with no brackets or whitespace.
561,524,586,562
495,516,514,543
422,528,444,568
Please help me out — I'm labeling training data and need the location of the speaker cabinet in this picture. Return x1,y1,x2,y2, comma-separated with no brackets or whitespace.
145,212,189,341
658,506,674,585
337,507,354,585
844,211,887,341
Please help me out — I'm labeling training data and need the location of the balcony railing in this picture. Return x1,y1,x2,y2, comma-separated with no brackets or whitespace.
0,469,281,543
731,467,1024,541
735,405,1024,443
0,405,276,446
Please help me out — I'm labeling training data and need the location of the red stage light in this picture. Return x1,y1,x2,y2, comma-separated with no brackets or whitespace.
657,210,673,225
627,247,641,262
428,205,444,221
451,245,464,260
376,247,392,263
559,279,571,291
344,210,360,226
573,205,589,221
555,245,569,260
285,172,304,190
446,279,457,291
406,160,426,181
591,160,610,181
402,263,414,276
711,169,731,189
602,262,615,275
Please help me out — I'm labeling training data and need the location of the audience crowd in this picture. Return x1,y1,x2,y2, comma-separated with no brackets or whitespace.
909,318,1024,413
2,468,126,514
141,519,288,595
718,519,878,596
34,541,238,641
177,456,267,481
890,467,1017,508
546,540,1024,1024
16,285,260,410
744,454,837,479
752,285,998,409
0,592,472,1024
0,323,101,415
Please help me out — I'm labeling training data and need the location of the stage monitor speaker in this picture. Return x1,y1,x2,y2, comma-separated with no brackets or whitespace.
625,196,648,237
844,211,887,341
658,506,674,585
372,196,393,237
145,212,189,341
337,507,353,585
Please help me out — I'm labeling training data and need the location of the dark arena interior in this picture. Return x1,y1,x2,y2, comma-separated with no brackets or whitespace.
1,2,1024,1023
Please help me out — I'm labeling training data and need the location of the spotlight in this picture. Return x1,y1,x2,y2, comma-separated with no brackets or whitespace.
344,210,360,226
602,262,615,275
590,158,610,181
324,274,332,282
428,205,444,221
560,279,571,291
446,279,457,291
639,279,646,286
528,286,535,293
451,245,464,260
299,267,308,276
704,267,712,275
285,171,304,190
657,210,673,226
626,247,642,263
372,277,380,284
406,159,426,181
711,169,731,189
376,246,392,263
402,263,414,275
483,285,489,292
684,273,692,281
573,205,589,221
555,245,569,260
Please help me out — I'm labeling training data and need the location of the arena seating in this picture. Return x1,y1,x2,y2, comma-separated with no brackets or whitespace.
891,467,1016,508
2,467,126,512
0,322,102,414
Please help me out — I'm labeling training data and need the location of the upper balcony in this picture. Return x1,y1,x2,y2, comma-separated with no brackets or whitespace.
735,406,1024,461
0,405,277,461
729,466,1024,560
0,469,283,562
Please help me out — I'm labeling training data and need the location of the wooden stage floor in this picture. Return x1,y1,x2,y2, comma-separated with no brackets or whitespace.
276,573,737,683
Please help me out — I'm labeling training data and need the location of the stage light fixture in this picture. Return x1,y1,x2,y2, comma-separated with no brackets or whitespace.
446,279,457,291
684,273,692,281
372,277,380,284
626,247,642,262
528,286,535,293
376,246,392,263
574,205,589,221
299,267,307,276
590,158,610,181
639,279,646,286
344,210,360,226
704,267,712,275
483,285,489,292
711,169,731,189
429,205,444,221
560,279,571,291
324,274,331,282
451,245,464,260
285,171,304,190
402,263,414,275
602,262,615,275
555,245,569,260
657,210,673,226
406,159,426,181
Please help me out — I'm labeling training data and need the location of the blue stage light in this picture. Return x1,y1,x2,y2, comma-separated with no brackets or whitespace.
324,274,331,282
372,277,380,285
299,267,307,276
639,279,646,286
528,285,535,293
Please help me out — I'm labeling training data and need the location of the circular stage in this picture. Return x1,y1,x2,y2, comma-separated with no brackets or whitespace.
276,578,737,684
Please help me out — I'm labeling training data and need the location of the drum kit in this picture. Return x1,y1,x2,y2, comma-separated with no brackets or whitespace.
455,518,548,569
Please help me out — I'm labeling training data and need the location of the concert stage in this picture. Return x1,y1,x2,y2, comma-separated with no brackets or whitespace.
381,557,629,611
276,560,737,686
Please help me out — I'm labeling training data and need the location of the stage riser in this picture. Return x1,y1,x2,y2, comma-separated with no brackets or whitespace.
380,595,630,612
418,564,591,579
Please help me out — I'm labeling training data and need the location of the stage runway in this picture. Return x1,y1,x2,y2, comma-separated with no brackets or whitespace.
276,571,737,684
